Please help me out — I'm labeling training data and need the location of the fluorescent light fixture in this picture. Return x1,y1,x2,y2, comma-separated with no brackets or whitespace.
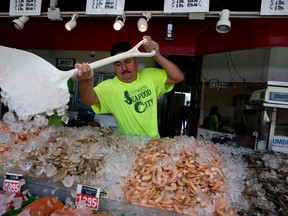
216,9,231,33
137,12,151,32
12,16,29,31
65,14,78,31
113,15,126,31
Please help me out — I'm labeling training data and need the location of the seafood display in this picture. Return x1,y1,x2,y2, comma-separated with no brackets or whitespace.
240,151,288,215
0,113,287,215
122,138,236,215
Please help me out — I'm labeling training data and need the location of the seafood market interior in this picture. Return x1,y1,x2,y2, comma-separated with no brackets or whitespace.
0,0,288,215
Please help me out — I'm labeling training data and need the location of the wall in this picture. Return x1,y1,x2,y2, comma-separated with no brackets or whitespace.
201,48,270,82
268,47,288,81
1,18,288,55
200,47,288,128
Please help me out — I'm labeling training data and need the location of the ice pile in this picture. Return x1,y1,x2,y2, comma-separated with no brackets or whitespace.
0,45,71,120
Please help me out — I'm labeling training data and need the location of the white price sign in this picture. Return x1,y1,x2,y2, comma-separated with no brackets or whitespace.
76,184,100,210
9,0,42,16
3,173,23,193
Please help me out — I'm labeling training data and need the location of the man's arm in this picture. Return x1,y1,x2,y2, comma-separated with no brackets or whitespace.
153,54,184,84
73,63,99,106
143,35,184,84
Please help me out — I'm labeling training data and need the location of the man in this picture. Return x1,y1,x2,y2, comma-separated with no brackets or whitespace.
72,36,184,137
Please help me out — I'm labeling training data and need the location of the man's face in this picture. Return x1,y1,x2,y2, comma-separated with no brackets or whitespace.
113,57,138,83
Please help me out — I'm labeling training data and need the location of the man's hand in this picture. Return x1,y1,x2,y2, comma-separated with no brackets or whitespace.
143,35,160,56
72,63,94,80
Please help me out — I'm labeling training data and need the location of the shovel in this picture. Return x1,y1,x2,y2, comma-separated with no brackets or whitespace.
0,39,155,120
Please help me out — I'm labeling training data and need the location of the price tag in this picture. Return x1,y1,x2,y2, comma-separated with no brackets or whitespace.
76,184,100,210
3,173,23,193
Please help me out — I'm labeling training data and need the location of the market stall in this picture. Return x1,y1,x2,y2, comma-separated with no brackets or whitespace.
0,115,287,215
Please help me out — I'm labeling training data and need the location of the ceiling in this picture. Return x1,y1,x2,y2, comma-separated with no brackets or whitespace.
0,0,287,55
0,0,262,15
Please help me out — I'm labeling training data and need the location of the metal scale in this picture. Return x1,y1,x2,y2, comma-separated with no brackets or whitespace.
250,81,288,151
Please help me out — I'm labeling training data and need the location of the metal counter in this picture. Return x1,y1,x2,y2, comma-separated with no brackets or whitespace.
0,176,183,216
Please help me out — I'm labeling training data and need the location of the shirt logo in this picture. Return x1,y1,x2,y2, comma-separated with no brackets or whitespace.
124,85,153,113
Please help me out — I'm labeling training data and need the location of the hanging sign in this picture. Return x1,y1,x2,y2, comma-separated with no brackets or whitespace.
85,0,125,15
207,82,235,88
164,0,210,13
9,0,42,16
260,0,288,15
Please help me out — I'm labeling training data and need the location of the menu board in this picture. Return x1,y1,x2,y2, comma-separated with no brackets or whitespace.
85,0,125,15
261,0,288,15
164,0,209,13
9,0,42,16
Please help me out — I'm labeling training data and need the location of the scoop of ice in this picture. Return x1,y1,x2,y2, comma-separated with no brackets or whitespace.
0,46,71,120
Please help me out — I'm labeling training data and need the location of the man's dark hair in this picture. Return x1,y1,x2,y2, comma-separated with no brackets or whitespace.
110,41,132,56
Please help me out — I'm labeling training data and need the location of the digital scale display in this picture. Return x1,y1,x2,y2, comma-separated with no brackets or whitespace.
250,82,288,107
265,85,288,105
269,92,288,103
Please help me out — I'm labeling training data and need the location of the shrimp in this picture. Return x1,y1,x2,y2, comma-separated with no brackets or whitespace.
142,174,152,181
211,166,224,179
164,183,177,191
211,179,223,190
172,202,183,214
168,168,178,183
139,188,151,198
140,199,154,208
151,164,162,173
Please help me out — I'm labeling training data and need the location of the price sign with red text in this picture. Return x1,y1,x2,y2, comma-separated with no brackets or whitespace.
3,173,23,193
76,184,100,210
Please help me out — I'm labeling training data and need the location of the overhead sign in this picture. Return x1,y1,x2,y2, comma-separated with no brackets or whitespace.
164,0,210,13
9,0,42,16
260,0,288,15
85,0,125,15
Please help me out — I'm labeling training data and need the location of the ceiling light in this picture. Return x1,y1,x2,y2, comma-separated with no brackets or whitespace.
137,12,151,32
65,14,78,31
216,9,231,33
113,15,126,31
12,16,29,31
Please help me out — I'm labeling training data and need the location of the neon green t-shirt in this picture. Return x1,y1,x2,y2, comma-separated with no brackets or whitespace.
91,68,174,138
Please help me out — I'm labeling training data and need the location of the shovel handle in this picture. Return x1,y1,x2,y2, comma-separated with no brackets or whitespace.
65,39,156,79
90,39,156,69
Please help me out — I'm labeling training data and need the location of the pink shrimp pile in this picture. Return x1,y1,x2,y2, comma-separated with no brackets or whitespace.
122,138,235,215
0,121,42,154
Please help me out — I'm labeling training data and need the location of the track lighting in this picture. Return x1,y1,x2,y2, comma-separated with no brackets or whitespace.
137,12,151,32
47,0,62,21
113,15,126,31
216,9,231,33
12,16,29,31
65,14,78,31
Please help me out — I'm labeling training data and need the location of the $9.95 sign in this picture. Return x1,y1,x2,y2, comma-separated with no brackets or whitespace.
3,173,23,193
76,184,100,210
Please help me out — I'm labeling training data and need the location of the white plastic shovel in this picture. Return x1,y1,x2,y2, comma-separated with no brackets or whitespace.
0,39,155,120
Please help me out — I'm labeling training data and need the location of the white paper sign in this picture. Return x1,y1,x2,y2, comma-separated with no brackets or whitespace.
9,0,42,16
164,0,209,13
85,0,125,15
260,0,288,15
272,135,288,153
